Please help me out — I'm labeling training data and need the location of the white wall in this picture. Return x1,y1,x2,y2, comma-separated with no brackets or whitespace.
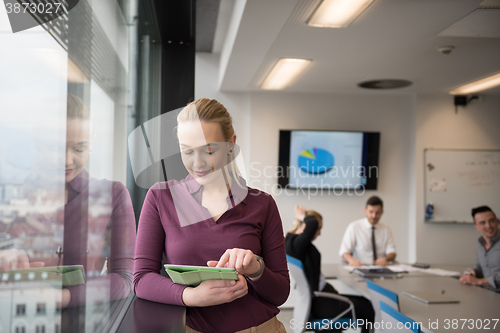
196,53,414,264
195,53,251,166
414,94,500,264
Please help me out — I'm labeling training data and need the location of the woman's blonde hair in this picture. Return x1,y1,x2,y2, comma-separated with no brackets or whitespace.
177,98,234,140
177,98,244,187
67,94,90,119
289,210,323,234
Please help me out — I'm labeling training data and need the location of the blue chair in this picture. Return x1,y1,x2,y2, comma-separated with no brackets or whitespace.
366,279,399,332
286,255,356,333
380,301,421,333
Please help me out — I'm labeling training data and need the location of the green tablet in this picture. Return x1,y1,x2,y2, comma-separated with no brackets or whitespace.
1,265,86,287
164,264,239,287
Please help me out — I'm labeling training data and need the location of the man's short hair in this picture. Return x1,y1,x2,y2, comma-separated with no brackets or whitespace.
366,196,383,208
471,206,494,222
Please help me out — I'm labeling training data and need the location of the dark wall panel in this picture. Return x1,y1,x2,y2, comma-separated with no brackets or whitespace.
154,0,196,113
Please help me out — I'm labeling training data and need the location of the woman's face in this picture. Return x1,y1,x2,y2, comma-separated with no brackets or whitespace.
65,118,91,183
177,120,235,186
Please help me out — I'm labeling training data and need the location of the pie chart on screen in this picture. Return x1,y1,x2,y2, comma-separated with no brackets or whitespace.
298,148,334,174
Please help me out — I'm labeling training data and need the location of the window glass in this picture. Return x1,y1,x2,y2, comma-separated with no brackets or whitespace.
0,1,154,331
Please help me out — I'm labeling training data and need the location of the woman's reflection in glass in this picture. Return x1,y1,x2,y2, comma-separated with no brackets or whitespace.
59,94,136,308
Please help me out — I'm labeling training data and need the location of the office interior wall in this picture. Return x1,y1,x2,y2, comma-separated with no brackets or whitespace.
407,95,418,263
414,94,500,264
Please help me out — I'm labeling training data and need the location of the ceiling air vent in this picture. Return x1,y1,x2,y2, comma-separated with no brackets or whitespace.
358,79,412,89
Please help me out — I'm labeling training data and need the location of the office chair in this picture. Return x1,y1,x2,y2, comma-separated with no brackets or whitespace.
379,301,421,333
365,279,399,333
286,255,356,333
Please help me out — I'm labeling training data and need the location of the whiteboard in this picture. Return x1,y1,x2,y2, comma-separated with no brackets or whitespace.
424,149,500,223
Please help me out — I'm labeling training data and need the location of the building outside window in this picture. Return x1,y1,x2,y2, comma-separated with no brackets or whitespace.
55,302,62,314
36,303,46,315
15,304,26,316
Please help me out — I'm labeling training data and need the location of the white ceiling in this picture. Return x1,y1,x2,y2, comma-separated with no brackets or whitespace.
216,0,500,95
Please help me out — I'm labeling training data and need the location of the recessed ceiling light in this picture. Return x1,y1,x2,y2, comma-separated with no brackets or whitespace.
261,58,312,90
449,72,500,95
358,79,412,89
308,0,374,28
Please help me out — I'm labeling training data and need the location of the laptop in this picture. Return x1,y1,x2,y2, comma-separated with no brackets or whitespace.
355,268,401,278
403,291,460,304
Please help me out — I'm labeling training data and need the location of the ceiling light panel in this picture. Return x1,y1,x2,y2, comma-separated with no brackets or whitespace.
261,58,312,90
449,72,500,94
308,0,374,28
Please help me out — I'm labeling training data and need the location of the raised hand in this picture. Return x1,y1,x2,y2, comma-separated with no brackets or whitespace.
294,205,307,221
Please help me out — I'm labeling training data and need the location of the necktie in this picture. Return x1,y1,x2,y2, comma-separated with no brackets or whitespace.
372,226,377,261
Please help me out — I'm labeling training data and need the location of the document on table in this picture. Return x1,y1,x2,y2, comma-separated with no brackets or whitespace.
421,268,461,277
393,264,425,272
342,264,411,273
343,265,460,276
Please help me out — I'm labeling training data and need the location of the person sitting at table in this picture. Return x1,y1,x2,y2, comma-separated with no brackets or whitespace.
133,98,289,333
339,196,396,267
286,205,374,333
459,206,500,292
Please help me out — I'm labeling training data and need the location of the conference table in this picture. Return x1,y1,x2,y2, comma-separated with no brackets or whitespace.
321,264,500,333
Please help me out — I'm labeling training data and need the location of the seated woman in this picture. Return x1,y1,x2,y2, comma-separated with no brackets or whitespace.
286,205,374,333
133,98,289,333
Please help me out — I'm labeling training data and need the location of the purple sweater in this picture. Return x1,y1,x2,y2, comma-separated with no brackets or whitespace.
63,170,136,307
133,175,290,333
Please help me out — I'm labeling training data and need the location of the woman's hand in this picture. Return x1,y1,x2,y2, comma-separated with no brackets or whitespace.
182,274,248,307
294,205,306,222
208,248,261,276
0,249,45,271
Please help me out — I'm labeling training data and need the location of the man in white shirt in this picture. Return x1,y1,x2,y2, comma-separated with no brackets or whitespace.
339,196,396,267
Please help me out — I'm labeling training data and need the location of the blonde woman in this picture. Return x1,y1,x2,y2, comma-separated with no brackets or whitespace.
133,98,289,333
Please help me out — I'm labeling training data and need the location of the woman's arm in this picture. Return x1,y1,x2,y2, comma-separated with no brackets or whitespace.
66,182,137,307
133,186,187,306
246,196,290,306
106,182,137,300
288,216,319,257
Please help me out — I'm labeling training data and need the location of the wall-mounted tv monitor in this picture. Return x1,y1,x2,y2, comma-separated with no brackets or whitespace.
278,130,380,190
